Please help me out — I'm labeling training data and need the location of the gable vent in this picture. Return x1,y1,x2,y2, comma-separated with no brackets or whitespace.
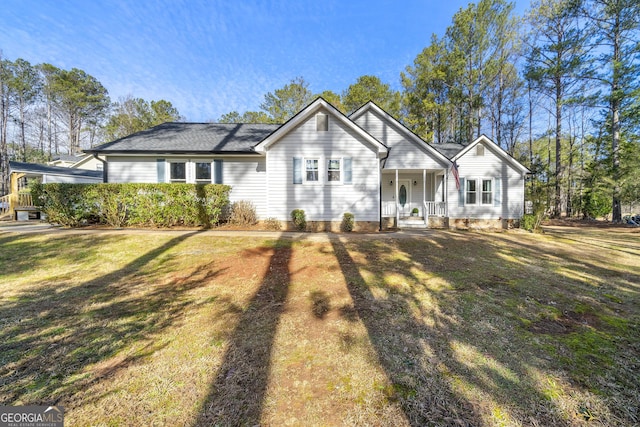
316,113,328,131
476,144,485,156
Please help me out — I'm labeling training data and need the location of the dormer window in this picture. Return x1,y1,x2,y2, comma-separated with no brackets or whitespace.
476,144,485,156
316,113,328,131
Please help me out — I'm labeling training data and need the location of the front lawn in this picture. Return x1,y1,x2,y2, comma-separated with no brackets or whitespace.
0,227,638,426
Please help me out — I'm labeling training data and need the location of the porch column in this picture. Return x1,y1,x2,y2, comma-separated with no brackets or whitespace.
444,170,448,217
395,169,399,224
9,173,22,219
423,169,427,225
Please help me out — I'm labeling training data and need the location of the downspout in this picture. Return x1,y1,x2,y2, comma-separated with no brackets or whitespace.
93,154,108,183
379,151,390,232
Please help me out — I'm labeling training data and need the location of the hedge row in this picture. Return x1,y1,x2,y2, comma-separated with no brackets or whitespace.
31,183,230,228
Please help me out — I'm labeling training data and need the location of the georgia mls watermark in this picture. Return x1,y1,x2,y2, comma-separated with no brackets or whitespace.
0,406,64,427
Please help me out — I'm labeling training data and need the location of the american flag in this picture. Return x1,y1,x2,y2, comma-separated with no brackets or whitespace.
452,161,460,190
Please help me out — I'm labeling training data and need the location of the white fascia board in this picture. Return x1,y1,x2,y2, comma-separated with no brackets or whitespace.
453,135,531,174
254,98,387,155
350,101,451,167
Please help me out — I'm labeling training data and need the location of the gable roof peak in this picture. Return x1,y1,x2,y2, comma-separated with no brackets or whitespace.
253,97,387,154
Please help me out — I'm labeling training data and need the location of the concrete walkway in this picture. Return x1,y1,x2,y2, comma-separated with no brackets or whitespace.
0,220,436,240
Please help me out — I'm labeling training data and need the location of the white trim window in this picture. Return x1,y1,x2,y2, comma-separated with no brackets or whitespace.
167,159,216,184
305,159,319,182
195,161,212,183
169,161,187,183
481,179,493,205
327,159,341,182
466,179,477,205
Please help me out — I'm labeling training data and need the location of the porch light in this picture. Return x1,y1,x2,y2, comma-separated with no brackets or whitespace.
389,180,393,186
413,180,417,186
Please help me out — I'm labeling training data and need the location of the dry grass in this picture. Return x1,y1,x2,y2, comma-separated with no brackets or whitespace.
0,226,638,426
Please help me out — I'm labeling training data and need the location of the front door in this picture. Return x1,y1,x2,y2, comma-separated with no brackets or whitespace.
398,179,411,217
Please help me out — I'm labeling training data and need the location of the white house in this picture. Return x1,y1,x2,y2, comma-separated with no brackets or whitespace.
85,98,530,230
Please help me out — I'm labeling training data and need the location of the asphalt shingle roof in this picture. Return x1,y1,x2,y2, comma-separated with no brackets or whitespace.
431,143,466,159
51,154,84,162
9,161,103,178
85,122,281,154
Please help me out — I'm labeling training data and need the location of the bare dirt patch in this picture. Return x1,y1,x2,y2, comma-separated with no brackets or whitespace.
528,311,602,335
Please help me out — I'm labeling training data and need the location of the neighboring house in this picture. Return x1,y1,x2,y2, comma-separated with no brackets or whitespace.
3,161,103,220
84,98,530,230
9,161,103,184
48,154,85,168
49,153,105,171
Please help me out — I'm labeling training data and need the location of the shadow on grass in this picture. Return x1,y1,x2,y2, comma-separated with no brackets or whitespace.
0,233,121,277
0,231,218,405
330,235,583,426
330,238,480,425
194,239,292,426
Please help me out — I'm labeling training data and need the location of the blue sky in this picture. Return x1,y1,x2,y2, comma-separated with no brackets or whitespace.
1,0,528,122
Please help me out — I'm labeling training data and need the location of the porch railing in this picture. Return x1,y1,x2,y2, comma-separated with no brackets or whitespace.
424,201,446,217
18,192,34,208
0,192,35,219
0,194,9,217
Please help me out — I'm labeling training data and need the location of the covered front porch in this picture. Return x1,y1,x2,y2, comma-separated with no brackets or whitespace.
1,161,103,221
382,169,448,228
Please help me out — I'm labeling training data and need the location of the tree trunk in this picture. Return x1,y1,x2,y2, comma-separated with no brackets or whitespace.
611,14,621,222
566,134,574,217
0,70,8,196
19,98,26,162
554,79,563,218
47,96,52,160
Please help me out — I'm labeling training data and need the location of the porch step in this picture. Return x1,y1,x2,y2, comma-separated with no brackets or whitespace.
397,217,428,229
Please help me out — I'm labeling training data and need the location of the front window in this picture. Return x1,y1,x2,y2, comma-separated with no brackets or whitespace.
328,159,341,182
195,162,212,183
466,179,477,204
306,159,319,181
170,162,186,182
482,179,492,204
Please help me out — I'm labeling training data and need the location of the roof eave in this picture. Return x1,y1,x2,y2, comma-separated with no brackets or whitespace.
86,150,262,155
254,97,388,154
350,101,450,166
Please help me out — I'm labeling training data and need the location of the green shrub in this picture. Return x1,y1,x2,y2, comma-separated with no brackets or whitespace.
581,190,612,219
521,212,545,232
32,183,230,228
291,209,306,231
263,217,282,230
32,183,96,227
229,200,257,225
341,212,354,232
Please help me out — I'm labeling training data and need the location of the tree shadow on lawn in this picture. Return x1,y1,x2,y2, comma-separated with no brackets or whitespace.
330,235,579,426
0,233,120,278
193,239,292,426
0,231,222,406
488,231,640,296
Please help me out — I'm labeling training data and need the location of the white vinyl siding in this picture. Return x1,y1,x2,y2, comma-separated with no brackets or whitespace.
353,109,447,170
105,155,267,218
223,158,267,218
107,157,158,183
42,174,102,184
266,107,380,222
447,144,525,219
